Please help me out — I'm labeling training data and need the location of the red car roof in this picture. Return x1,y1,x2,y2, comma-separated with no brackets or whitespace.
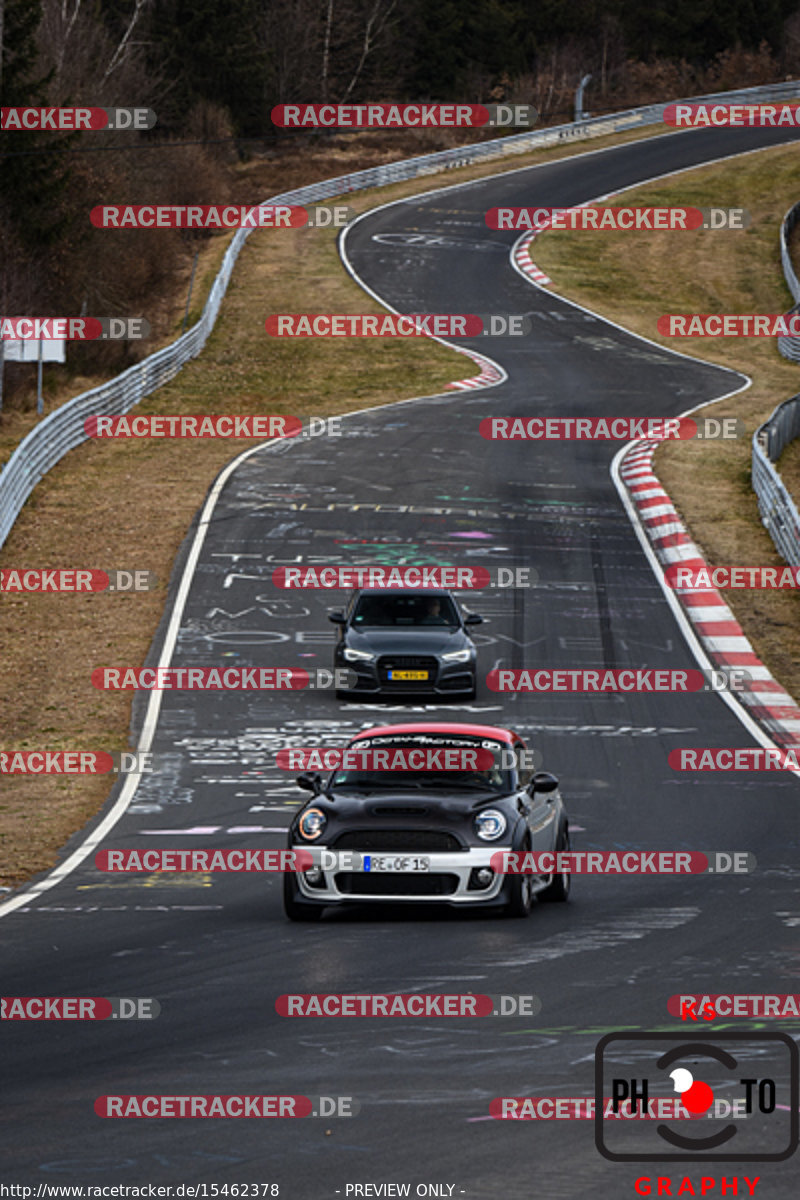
349,722,519,743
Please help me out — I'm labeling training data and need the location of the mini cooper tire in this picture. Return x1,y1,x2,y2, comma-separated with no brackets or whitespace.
505,837,535,918
539,825,571,903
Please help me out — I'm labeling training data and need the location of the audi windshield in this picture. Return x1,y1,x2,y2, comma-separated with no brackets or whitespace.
351,593,461,627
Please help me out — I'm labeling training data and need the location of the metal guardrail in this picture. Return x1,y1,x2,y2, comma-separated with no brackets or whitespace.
753,396,800,567
752,187,800,564
2,79,800,551
780,201,800,303
777,199,800,362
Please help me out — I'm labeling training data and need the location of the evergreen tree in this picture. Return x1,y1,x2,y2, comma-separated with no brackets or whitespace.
0,0,72,250
145,0,269,136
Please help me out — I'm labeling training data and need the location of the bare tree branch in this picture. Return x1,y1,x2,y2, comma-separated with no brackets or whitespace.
340,0,396,102
56,0,82,78
102,0,147,83
321,0,334,100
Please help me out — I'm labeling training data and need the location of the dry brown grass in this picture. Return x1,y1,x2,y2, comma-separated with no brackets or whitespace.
532,142,800,697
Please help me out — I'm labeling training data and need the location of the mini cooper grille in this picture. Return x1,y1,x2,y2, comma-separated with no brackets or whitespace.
335,872,459,896
331,830,462,852
368,805,430,817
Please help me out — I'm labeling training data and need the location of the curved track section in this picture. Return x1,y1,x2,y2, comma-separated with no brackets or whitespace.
3,124,800,1195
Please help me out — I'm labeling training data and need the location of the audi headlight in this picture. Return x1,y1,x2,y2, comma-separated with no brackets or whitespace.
474,809,507,841
298,807,327,840
442,648,472,663
343,647,375,663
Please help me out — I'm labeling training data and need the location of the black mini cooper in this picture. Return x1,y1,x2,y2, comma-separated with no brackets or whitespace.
283,722,570,920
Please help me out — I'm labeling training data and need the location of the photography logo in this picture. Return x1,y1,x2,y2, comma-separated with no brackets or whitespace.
595,1032,798,1161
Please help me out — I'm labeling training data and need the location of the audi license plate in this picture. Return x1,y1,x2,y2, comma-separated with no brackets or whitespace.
388,669,429,681
363,855,430,873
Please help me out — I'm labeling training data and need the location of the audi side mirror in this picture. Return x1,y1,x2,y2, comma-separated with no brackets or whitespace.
328,611,346,625
464,613,483,625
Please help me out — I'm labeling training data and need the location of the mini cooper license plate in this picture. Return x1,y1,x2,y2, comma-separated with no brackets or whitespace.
388,669,429,681
363,855,431,873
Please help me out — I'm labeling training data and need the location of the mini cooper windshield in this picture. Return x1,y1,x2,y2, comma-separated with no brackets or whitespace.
330,735,512,794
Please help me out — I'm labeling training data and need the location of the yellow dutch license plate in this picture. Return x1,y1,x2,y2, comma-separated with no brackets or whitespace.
388,669,429,681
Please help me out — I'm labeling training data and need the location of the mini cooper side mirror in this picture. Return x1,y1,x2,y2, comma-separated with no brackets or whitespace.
530,771,559,794
296,772,322,793
328,611,346,625
464,613,483,625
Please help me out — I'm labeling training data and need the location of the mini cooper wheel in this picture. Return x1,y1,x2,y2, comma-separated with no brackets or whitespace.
539,825,571,903
505,838,535,918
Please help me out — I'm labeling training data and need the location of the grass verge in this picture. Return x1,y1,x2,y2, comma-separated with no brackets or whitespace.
530,140,800,697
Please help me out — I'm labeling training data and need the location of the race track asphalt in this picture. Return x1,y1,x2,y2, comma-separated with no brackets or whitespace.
3,123,800,1198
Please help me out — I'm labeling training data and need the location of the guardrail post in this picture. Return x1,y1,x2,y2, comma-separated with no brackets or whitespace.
575,74,592,122
36,337,44,415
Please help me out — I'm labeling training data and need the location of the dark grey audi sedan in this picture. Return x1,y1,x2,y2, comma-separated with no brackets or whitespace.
329,588,483,700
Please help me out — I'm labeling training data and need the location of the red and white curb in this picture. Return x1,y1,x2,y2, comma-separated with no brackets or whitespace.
447,348,505,390
619,440,800,749
513,228,552,286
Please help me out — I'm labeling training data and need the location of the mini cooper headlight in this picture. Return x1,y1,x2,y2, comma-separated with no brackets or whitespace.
442,648,472,663
298,807,327,840
474,808,507,840
343,647,376,662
